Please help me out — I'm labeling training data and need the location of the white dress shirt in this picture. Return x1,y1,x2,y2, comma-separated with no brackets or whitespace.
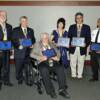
91,28,100,43
21,27,27,37
1,24,7,41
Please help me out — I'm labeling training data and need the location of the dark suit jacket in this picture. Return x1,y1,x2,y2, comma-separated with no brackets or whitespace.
12,26,36,49
12,26,36,59
0,23,12,41
68,24,91,55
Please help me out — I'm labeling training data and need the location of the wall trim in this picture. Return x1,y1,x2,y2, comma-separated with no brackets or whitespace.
0,1,100,6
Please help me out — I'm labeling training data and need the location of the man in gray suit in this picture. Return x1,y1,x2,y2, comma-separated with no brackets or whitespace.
30,32,70,99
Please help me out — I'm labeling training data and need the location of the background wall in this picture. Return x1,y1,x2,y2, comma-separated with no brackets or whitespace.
0,6,100,59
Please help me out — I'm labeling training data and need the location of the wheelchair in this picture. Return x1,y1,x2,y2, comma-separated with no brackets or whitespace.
29,57,57,95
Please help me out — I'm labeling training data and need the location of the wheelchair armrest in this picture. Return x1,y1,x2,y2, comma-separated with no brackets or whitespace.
30,57,39,66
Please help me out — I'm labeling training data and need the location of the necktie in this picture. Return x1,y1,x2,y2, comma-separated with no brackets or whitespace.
3,26,7,40
95,29,100,43
77,25,81,37
24,28,27,37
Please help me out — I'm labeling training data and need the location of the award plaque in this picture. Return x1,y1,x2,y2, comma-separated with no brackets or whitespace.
71,37,85,47
0,41,11,50
20,39,32,47
42,48,56,58
90,43,100,51
57,37,70,47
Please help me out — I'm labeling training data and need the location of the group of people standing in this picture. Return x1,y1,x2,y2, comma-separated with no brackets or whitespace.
0,10,100,99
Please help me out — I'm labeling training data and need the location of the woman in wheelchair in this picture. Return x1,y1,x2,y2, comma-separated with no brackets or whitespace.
30,32,70,99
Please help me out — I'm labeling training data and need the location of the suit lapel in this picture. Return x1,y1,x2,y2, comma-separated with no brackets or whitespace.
27,28,31,39
19,27,26,38
75,24,78,37
80,24,84,37
5,24,9,40
0,25,4,40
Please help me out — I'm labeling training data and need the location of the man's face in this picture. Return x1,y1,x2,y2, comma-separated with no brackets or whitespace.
20,18,28,28
0,11,7,23
42,34,49,44
97,19,100,28
75,15,83,24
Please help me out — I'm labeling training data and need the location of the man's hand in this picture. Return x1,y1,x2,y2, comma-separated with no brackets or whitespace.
81,43,86,47
51,56,59,61
30,45,34,48
39,56,47,62
19,45,23,50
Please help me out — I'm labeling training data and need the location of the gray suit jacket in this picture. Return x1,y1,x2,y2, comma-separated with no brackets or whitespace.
30,41,60,63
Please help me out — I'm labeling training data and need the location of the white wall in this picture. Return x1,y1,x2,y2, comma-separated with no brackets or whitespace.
0,6,100,59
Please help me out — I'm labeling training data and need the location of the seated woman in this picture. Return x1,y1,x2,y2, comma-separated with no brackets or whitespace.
30,32,70,99
51,18,69,68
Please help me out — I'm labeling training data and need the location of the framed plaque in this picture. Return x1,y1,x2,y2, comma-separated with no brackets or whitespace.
20,39,32,47
90,43,100,51
57,37,70,47
42,48,56,58
71,37,85,47
0,41,11,50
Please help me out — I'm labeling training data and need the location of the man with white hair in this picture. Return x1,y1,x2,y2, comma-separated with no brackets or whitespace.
0,10,13,89
30,32,70,99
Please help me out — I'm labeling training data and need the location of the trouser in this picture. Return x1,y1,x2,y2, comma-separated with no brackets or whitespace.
14,48,31,82
90,51,100,80
70,47,85,78
0,50,10,83
38,61,67,94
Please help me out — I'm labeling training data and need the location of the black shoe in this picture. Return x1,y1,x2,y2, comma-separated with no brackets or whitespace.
49,92,57,99
18,80,23,85
89,78,98,82
4,82,13,87
0,82,2,90
59,90,70,98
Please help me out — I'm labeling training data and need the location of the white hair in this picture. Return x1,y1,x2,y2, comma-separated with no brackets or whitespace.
40,32,49,39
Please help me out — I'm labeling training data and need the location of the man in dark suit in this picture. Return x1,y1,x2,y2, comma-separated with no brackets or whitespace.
0,10,13,89
12,16,35,84
68,12,91,79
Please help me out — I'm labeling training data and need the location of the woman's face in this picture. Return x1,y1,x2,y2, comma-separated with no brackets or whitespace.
97,19,100,28
58,22,64,29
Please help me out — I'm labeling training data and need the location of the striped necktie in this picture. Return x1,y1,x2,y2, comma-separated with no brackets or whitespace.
95,29,100,43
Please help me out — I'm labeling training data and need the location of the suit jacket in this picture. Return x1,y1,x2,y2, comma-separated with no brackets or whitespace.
30,41,60,64
12,26,36,59
12,26,36,49
68,24,91,55
0,23,12,41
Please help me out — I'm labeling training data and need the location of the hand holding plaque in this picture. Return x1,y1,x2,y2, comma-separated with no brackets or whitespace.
90,43,100,51
20,39,32,47
42,48,56,59
71,37,85,47
57,37,70,47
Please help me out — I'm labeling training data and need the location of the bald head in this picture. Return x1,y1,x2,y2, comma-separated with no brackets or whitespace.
0,10,7,24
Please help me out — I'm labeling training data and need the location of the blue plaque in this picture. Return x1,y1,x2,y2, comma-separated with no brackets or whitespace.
0,41,11,50
90,43,100,51
20,39,32,47
71,37,85,47
42,48,56,58
57,37,70,47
